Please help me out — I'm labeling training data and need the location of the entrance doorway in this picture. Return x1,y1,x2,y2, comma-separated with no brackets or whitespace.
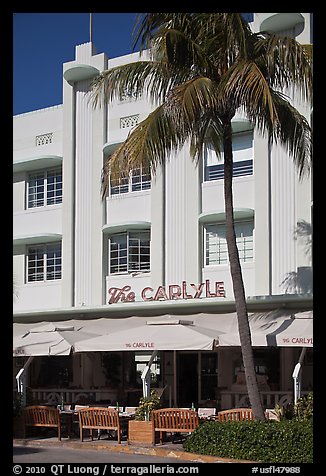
177,353,198,407
177,352,218,407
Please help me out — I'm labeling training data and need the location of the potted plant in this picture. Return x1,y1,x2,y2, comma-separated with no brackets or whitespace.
128,390,161,445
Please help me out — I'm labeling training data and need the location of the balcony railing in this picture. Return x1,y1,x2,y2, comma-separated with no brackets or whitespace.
219,390,309,410
23,388,309,411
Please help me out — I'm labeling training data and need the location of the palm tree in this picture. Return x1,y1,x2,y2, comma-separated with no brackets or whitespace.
91,13,312,420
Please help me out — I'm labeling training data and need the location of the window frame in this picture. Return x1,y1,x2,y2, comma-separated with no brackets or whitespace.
110,166,151,196
27,167,63,209
109,230,151,275
203,131,253,182
26,242,62,283
204,220,254,266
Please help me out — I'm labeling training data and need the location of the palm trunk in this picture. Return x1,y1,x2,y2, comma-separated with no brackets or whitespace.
222,118,265,421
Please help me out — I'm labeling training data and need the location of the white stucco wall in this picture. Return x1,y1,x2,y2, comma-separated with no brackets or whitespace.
13,14,313,314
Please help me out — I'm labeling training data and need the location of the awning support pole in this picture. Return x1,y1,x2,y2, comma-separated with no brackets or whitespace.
16,356,34,406
173,350,177,407
141,350,158,406
292,348,306,406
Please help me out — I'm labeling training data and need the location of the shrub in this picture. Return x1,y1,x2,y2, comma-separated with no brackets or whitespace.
183,419,313,463
294,392,313,421
135,390,161,421
274,392,313,422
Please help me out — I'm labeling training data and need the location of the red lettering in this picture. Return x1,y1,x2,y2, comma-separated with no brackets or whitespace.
108,280,226,304
291,337,313,345
190,283,204,298
205,279,217,297
215,281,225,297
182,281,193,299
108,286,135,304
154,286,168,301
131,342,154,348
141,287,154,301
168,284,182,300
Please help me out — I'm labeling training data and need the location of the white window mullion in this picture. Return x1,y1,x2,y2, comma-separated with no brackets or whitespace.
27,243,62,282
204,221,253,266
109,231,150,274
44,172,48,206
126,232,130,272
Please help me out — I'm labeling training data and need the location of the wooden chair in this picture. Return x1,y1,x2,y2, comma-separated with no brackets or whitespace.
78,407,121,443
23,405,61,440
152,408,199,445
217,408,254,421
71,405,89,436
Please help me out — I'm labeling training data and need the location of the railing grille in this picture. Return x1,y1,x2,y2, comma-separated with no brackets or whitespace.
35,133,53,146
120,114,139,129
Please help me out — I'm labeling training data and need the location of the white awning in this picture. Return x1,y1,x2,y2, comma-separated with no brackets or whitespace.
73,314,234,352
217,310,313,347
13,320,105,356
13,309,312,356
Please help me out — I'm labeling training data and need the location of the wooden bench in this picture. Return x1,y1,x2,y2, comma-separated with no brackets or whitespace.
78,407,121,443
22,405,61,440
152,408,199,445
217,408,254,421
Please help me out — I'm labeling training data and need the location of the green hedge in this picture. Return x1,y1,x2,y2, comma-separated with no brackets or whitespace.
183,420,313,463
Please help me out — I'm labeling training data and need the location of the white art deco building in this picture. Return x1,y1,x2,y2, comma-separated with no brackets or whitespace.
13,13,313,409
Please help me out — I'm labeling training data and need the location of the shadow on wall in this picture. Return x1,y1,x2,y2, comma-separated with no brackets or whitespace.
281,220,312,294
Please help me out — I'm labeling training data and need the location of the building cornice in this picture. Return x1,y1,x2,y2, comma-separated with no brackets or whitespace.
13,294,313,324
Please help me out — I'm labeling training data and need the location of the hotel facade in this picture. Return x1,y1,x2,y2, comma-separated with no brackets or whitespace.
13,13,313,410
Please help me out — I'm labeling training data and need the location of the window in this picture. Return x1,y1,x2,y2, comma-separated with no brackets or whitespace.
131,168,151,192
33,356,72,387
109,231,150,274
120,90,139,102
205,220,254,265
27,243,62,282
234,349,279,389
27,167,62,208
204,131,253,181
110,167,151,195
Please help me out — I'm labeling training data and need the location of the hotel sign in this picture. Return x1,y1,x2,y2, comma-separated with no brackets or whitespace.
108,280,225,304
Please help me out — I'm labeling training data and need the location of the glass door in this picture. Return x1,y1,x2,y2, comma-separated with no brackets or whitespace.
177,353,198,407
199,352,218,404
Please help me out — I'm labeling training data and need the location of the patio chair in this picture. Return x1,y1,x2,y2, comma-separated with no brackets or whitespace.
23,405,61,440
217,408,254,421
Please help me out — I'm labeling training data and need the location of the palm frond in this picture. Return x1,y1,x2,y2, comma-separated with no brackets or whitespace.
220,59,279,124
189,115,223,165
95,12,312,196
247,90,312,178
132,13,194,52
165,76,220,128
101,104,190,197
89,60,192,108
151,27,215,78
271,92,312,178
254,33,313,102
